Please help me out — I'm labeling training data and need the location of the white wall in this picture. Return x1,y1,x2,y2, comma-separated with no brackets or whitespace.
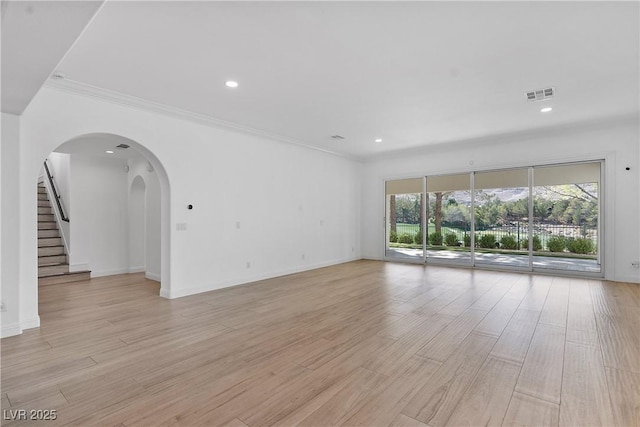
145,170,161,281
1,113,22,337
4,85,362,336
361,118,640,283
128,175,146,273
69,154,130,276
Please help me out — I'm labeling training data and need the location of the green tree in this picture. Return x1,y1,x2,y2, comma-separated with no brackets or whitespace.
390,195,396,233
443,204,470,224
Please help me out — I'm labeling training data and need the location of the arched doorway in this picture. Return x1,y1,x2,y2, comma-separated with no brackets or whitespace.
37,133,171,300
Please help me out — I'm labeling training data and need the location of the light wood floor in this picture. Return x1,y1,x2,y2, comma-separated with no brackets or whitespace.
1,261,639,426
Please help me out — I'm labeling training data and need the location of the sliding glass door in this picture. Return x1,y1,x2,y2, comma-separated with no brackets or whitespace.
384,160,603,276
474,168,530,269
425,173,472,265
532,162,601,273
385,178,424,261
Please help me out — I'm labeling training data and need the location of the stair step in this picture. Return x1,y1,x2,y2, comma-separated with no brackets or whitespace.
38,237,62,247
38,254,67,266
37,187,47,194
39,271,91,286
38,207,53,214
38,222,57,230
38,246,65,256
38,229,60,238
38,195,49,201
38,214,55,222
38,264,69,277
38,200,51,207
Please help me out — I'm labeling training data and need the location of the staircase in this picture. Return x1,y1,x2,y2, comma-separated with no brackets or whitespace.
38,182,91,286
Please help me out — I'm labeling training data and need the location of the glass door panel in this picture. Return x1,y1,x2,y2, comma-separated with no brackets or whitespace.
426,173,472,264
474,168,530,269
532,162,601,273
385,178,424,261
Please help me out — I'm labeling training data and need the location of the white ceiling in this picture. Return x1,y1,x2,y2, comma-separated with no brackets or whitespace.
1,0,103,114
55,133,146,161
4,1,639,159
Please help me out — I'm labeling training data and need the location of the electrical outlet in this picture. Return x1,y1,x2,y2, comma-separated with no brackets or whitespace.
301,253,305,260
246,261,251,269
236,221,241,229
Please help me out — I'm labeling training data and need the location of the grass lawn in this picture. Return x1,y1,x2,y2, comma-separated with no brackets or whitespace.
394,223,462,236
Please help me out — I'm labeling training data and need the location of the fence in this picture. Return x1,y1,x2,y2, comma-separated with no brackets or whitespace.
392,222,597,253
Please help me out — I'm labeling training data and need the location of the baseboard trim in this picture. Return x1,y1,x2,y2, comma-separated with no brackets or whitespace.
145,272,161,282
69,263,90,273
91,268,130,278
129,266,145,273
1,323,22,338
613,274,640,284
163,257,361,299
21,316,40,330
1,316,41,338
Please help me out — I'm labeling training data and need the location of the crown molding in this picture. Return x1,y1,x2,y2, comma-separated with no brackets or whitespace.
363,112,639,163
43,78,359,161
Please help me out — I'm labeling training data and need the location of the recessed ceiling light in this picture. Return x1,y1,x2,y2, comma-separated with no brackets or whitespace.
374,138,382,143
105,150,114,154
540,107,553,113
225,81,239,88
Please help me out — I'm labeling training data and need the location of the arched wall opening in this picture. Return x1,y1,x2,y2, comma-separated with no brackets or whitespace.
128,171,161,280
37,133,171,301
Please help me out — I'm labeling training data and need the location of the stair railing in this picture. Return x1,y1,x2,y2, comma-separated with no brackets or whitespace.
43,159,69,222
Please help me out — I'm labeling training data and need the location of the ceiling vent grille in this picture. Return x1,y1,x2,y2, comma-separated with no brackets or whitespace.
115,144,130,149
526,87,555,101
331,135,345,140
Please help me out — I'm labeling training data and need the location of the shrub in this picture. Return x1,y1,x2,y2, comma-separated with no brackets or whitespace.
463,234,471,247
478,234,497,249
501,235,518,250
429,232,443,245
389,230,397,243
520,236,543,251
567,237,595,254
398,233,414,244
414,229,423,245
547,236,566,252
533,235,542,251
444,232,459,246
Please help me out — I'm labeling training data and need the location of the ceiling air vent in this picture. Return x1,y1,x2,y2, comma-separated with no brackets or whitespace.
115,143,130,149
50,71,66,80
526,87,555,101
331,135,345,140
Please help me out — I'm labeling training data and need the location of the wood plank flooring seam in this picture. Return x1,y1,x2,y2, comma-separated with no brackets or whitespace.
57,388,71,405
515,388,567,406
